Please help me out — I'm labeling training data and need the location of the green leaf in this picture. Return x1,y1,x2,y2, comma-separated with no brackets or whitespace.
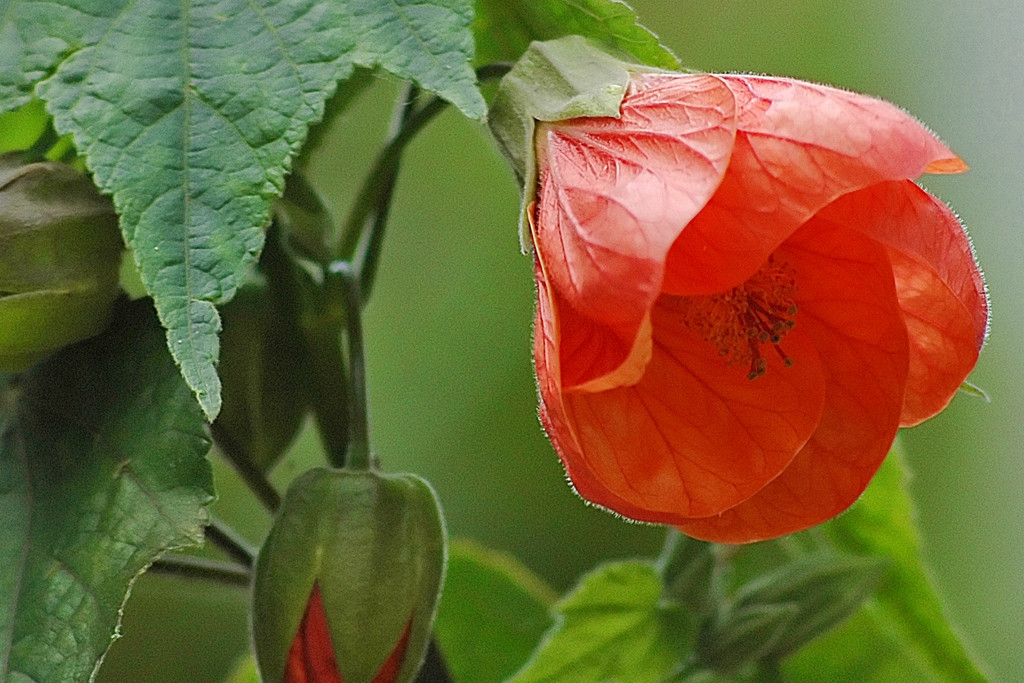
223,656,260,683
783,608,936,683
474,0,679,69
434,539,557,683
0,298,213,683
345,0,485,118
510,561,689,683
958,379,990,402
0,99,49,154
3,0,483,419
806,448,987,682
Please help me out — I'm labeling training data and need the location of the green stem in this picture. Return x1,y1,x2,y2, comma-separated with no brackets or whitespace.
210,421,282,512
205,516,258,567
336,82,421,263
149,555,251,588
354,90,430,300
338,63,512,301
327,261,371,470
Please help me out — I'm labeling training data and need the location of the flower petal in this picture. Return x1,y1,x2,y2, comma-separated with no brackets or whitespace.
530,208,654,391
677,222,909,542
532,73,736,337
286,583,345,683
662,76,965,296
536,254,828,520
534,258,660,520
814,180,987,424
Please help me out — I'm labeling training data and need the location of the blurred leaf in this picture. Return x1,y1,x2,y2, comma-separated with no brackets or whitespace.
0,99,48,154
474,0,679,69
957,380,990,402
223,656,259,683
435,539,557,682
4,0,484,419
509,561,689,683
0,298,213,683
794,449,988,682
783,608,935,683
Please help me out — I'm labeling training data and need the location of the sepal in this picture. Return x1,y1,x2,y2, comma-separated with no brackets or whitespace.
724,553,885,662
487,36,657,249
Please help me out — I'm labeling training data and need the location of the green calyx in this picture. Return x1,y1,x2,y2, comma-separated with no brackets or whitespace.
252,467,447,683
0,154,122,370
699,553,885,673
487,35,659,250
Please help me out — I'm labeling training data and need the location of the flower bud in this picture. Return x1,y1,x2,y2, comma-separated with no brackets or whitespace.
252,467,446,683
697,603,799,675
214,280,311,472
728,553,885,661
0,154,122,370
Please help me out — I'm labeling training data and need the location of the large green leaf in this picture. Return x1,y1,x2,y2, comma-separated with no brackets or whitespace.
474,0,679,69
435,539,557,682
0,299,213,683
785,448,987,682
509,561,689,683
1,0,484,418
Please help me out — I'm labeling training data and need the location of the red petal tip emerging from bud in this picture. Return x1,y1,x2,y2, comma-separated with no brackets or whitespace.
285,583,345,683
371,615,414,683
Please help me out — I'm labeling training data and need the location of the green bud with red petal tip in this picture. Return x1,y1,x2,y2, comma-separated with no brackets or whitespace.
0,153,122,370
252,467,447,683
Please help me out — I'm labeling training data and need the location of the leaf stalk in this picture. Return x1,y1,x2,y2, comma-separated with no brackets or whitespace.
149,555,251,587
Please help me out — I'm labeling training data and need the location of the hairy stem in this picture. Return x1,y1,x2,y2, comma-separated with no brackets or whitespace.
326,261,371,470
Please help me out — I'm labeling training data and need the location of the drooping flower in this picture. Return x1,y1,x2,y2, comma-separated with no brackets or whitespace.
491,38,988,543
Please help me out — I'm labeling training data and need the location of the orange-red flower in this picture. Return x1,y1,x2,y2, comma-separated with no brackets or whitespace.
530,73,988,543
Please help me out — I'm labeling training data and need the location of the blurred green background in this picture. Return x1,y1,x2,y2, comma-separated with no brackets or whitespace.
98,1,1022,681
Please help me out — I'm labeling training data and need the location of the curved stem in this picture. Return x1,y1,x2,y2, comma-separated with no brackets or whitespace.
149,555,251,587
336,83,433,275
210,421,282,512
24,126,61,162
338,63,512,303
205,516,258,567
327,261,371,470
